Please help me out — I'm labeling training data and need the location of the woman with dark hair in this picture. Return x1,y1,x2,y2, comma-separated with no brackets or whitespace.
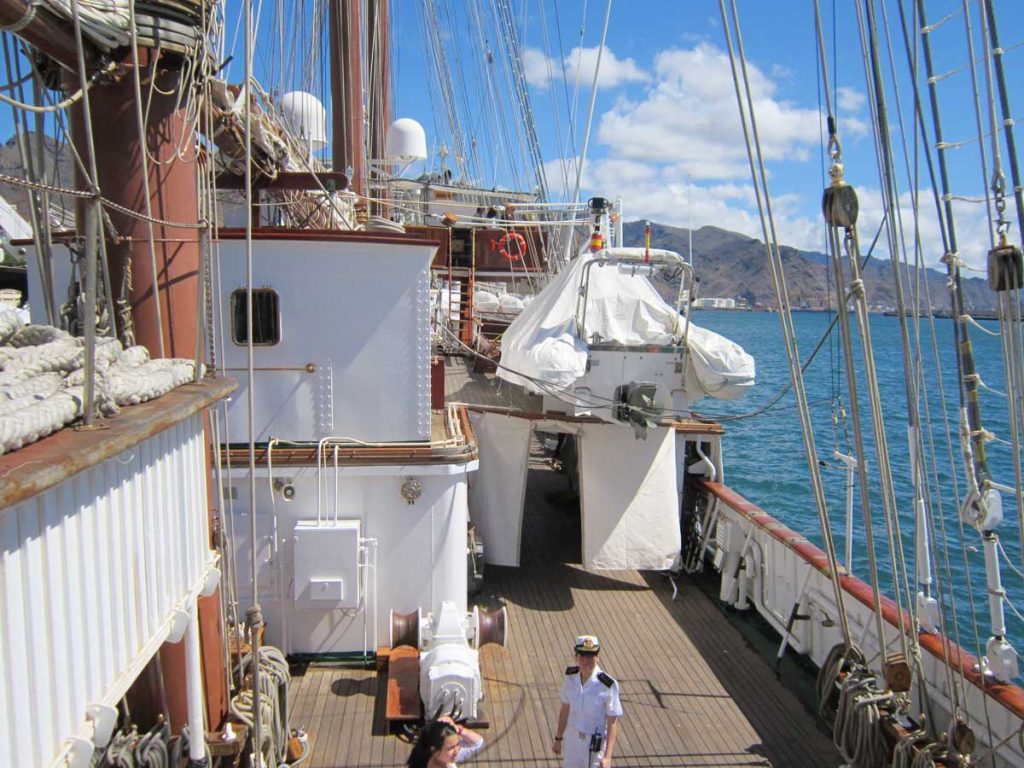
406,717,484,768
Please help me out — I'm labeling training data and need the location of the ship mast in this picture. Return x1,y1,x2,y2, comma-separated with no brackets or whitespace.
366,0,391,217
329,0,365,196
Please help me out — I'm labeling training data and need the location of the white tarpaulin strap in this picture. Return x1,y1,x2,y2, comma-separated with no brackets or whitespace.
467,411,532,567
579,423,681,571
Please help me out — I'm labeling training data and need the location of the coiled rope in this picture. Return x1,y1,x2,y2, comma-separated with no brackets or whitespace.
891,728,942,768
230,644,291,767
0,309,199,455
834,668,891,768
90,721,170,768
816,642,865,726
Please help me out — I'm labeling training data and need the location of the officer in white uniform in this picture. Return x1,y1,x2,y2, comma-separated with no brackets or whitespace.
551,635,622,768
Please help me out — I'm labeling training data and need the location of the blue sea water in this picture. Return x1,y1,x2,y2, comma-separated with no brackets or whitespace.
690,309,1024,659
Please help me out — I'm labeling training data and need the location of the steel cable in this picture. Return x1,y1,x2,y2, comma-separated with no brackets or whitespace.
722,0,854,652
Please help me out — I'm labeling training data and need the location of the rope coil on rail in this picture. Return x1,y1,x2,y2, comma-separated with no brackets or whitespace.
230,643,292,767
834,668,890,768
0,309,199,455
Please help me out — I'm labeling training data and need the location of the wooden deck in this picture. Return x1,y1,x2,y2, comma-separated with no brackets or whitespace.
286,358,839,766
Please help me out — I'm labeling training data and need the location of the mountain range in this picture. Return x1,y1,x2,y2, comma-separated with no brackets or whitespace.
622,220,1001,313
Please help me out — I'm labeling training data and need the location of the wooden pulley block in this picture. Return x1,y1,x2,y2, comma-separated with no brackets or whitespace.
883,652,912,693
390,607,422,649
822,182,859,229
475,605,508,648
987,241,1023,292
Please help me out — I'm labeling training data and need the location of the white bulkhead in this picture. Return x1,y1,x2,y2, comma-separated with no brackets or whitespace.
215,234,435,443
0,415,219,767
217,230,478,656
226,464,474,656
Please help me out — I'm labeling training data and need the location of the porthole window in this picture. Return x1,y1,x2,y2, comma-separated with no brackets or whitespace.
231,288,281,345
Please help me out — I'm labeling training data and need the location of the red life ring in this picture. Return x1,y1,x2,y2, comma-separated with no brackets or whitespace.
498,232,527,261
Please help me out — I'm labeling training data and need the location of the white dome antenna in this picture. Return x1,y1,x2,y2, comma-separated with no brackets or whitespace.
385,118,427,164
280,91,327,150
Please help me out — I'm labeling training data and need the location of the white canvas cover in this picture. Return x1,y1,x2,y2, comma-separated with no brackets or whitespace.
467,411,532,566
579,422,680,570
498,250,754,402
682,323,756,401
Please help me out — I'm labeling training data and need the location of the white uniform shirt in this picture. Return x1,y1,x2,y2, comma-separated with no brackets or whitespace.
559,663,623,737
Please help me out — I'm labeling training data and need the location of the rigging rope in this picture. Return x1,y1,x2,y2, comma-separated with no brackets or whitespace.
979,0,1024,574
230,644,291,768
241,0,265,757
128,6,164,358
892,0,978,721
722,0,853,653
853,0,920,674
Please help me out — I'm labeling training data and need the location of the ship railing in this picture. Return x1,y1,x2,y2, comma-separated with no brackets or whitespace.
697,478,1024,764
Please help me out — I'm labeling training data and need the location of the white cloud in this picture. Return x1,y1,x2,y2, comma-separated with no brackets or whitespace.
559,156,812,246
541,42,984,272
563,155,987,273
837,86,866,113
525,45,650,91
563,46,650,89
595,43,822,180
523,47,556,88
852,187,993,272
842,116,870,139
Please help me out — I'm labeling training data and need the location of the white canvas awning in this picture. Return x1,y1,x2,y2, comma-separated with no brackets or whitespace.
580,423,681,571
467,411,532,566
467,412,681,572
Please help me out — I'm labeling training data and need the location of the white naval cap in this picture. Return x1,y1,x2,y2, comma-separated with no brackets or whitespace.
574,634,600,654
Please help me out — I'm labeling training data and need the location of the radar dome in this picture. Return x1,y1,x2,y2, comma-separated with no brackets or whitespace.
280,91,327,150
385,118,427,163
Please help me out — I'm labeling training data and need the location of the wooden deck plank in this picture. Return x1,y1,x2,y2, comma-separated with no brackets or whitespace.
286,360,838,766
299,663,334,766
318,670,347,768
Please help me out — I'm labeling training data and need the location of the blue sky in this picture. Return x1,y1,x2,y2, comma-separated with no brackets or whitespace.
382,0,1024,273
4,0,1022,273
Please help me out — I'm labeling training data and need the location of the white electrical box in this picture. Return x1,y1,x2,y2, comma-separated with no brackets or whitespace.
293,520,361,608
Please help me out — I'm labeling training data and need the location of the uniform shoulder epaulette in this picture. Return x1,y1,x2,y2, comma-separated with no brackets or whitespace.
565,665,579,675
597,672,615,687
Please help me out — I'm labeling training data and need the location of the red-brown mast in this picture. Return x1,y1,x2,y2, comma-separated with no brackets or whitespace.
329,0,365,196
366,0,391,216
